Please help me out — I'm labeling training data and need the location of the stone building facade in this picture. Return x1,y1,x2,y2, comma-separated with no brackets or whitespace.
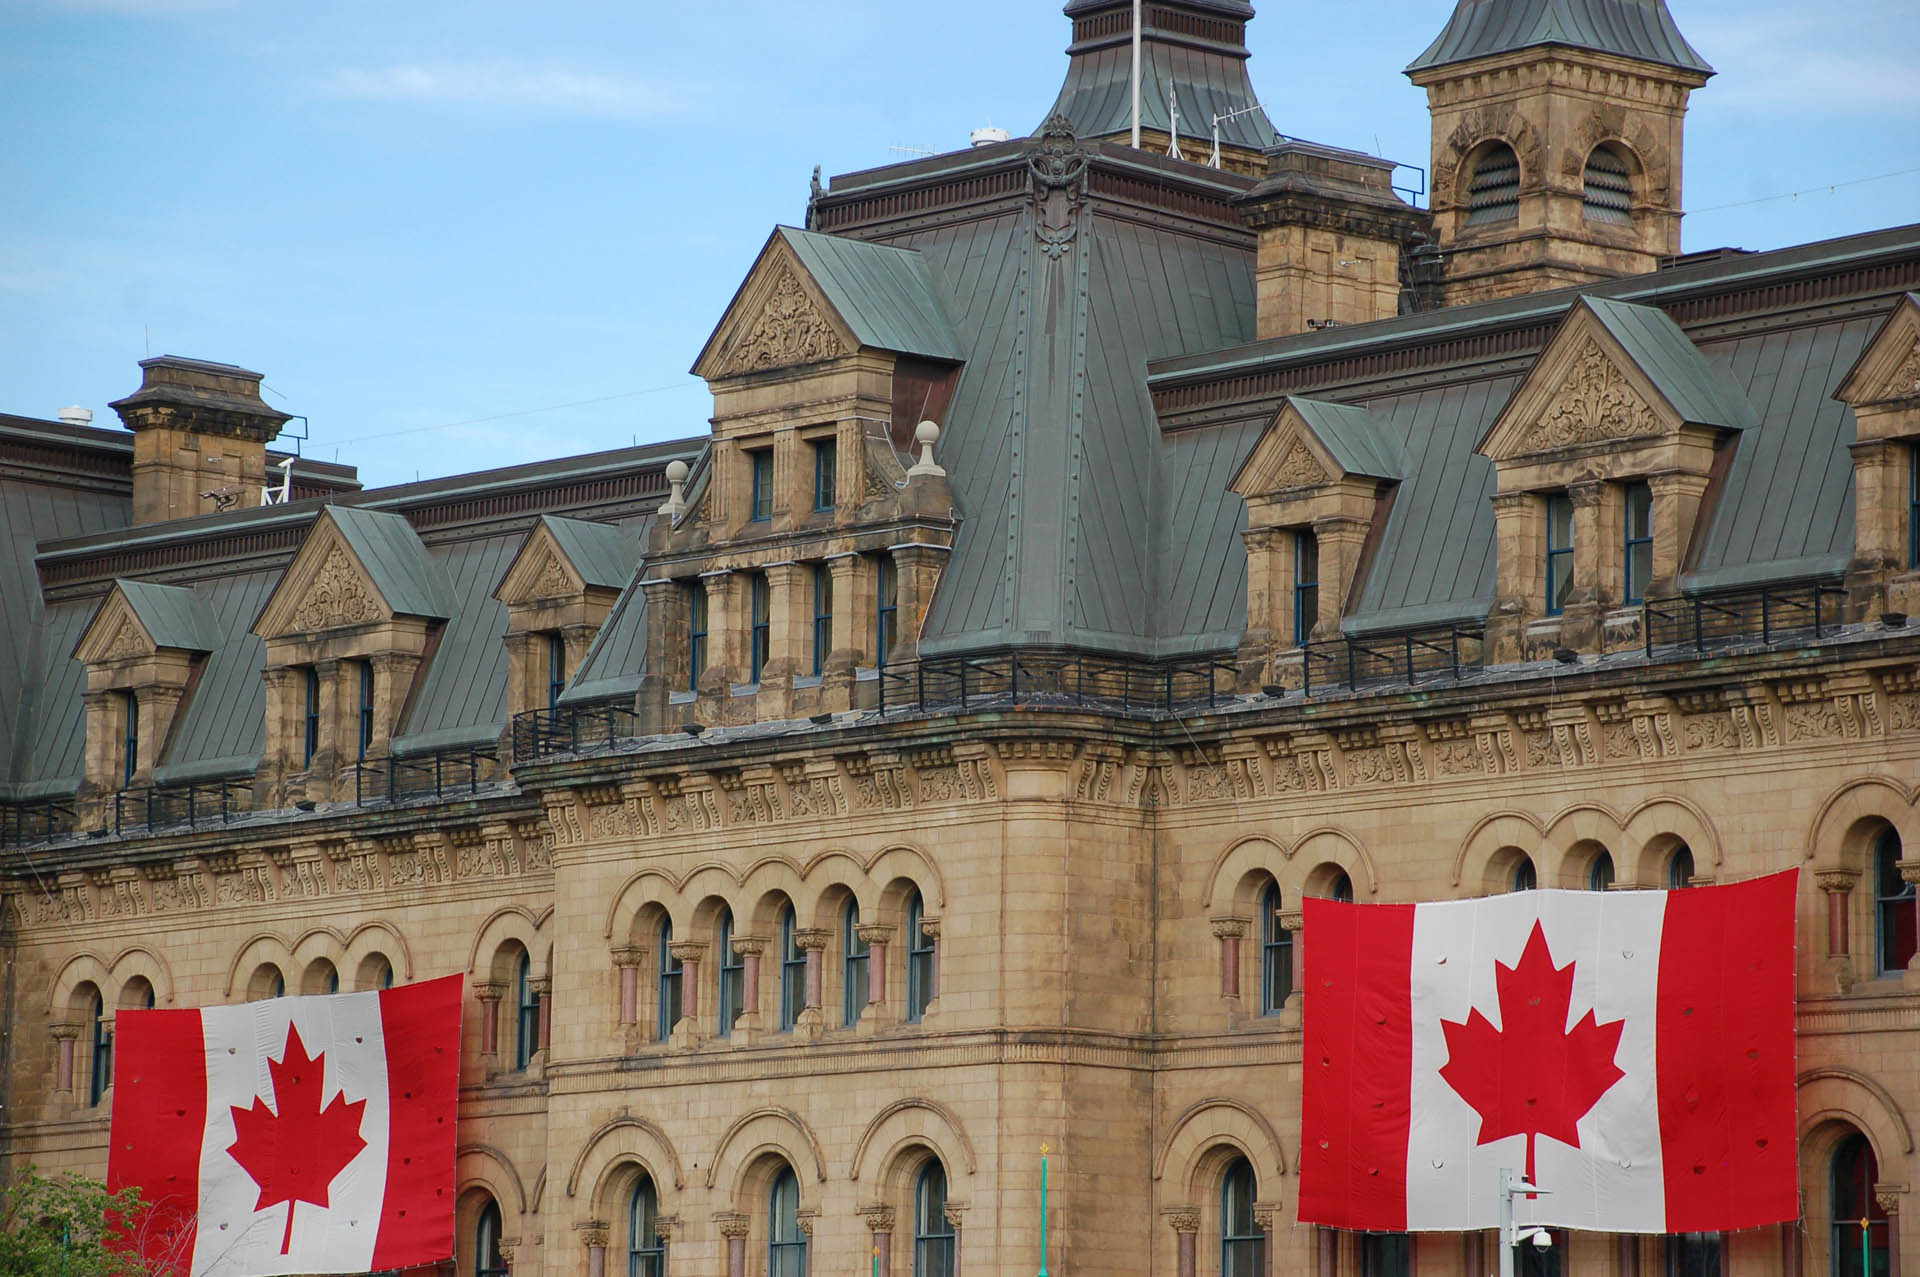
5,3,1920,1277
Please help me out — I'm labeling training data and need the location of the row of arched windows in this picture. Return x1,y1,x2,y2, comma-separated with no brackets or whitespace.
1462,141,1638,226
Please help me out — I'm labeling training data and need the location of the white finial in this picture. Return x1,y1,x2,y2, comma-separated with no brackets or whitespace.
908,421,945,478
662,459,689,517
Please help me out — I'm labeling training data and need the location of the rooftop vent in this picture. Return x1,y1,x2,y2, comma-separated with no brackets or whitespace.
970,126,1012,147
58,404,93,428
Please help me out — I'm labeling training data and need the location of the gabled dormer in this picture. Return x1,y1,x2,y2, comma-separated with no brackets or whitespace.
1837,293,1920,618
641,228,963,729
1479,296,1749,658
1231,397,1407,685
494,515,642,718
73,579,218,812
253,506,453,802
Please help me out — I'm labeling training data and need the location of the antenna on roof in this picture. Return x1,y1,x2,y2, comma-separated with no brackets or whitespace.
1166,87,1183,161
261,455,295,506
1209,103,1266,169
1130,0,1142,149
888,143,936,158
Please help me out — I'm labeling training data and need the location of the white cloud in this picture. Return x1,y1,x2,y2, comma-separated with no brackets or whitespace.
310,62,699,121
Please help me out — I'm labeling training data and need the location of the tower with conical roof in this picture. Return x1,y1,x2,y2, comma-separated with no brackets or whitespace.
1407,0,1713,304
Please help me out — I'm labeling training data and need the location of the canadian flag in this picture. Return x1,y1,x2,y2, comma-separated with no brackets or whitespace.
1299,871,1797,1234
108,974,462,1277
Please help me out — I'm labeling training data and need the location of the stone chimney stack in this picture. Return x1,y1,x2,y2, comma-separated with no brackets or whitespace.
1235,141,1428,339
109,356,290,525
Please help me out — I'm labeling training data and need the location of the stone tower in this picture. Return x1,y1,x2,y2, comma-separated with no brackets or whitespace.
1406,0,1713,305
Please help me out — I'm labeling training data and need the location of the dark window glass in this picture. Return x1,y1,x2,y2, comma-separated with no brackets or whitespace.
750,450,773,522
1665,1233,1722,1277
121,692,139,786
768,1167,806,1277
1832,1132,1890,1277
515,951,538,1070
302,666,321,766
369,955,394,991
717,912,744,1036
547,634,567,712
750,574,771,683
1294,530,1320,646
1466,143,1520,225
1910,442,1919,570
1221,1158,1262,1277
657,921,682,1042
1330,871,1354,904
477,1200,509,1277
1624,481,1653,604
843,901,868,1027
1513,857,1537,892
629,1176,665,1277
915,1161,955,1277
1589,852,1615,892
814,439,837,512
356,660,375,760
1877,829,1914,975
876,555,899,669
1517,1235,1562,1277
686,583,708,691
812,564,833,677
1583,146,1634,224
1361,1233,1412,1277
1546,493,1575,616
907,891,935,1022
1260,883,1292,1015
323,964,339,996
779,906,805,1032
89,991,110,1105
1668,843,1696,891
268,969,285,1000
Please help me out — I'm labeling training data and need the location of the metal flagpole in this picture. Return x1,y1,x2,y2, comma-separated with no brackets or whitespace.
1130,0,1141,148
1039,1143,1051,1277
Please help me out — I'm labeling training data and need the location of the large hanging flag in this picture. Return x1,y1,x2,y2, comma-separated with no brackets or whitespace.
1299,871,1797,1234
108,974,462,1277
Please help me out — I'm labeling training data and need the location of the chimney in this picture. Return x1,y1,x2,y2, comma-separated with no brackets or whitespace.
109,356,291,525
1235,141,1428,339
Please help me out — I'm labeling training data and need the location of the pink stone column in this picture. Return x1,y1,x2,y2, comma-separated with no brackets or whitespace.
612,946,642,1025
858,923,893,1007
1212,918,1248,998
530,977,552,1053
1282,910,1306,1000
860,1208,895,1276
474,983,504,1057
669,943,702,1023
580,1224,609,1277
796,928,830,1010
53,1025,79,1092
1876,1187,1902,1277
1619,1234,1640,1277
732,935,766,1020
1168,1210,1199,1277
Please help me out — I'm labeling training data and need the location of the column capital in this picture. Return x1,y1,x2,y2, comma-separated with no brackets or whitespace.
942,1200,969,1229
668,940,706,965
1277,908,1306,934
1874,1183,1906,1216
653,1214,682,1243
610,945,646,969
916,915,942,941
573,1219,611,1249
858,1204,896,1233
855,922,895,946
1816,868,1863,894
527,976,552,997
714,1211,751,1239
1252,1200,1281,1232
728,933,769,957
795,1209,818,1237
1163,1206,1201,1234
49,1021,82,1042
473,981,506,1003
1898,859,1920,888
793,927,832,952
1210,915,1250,940
1568,478,1608,506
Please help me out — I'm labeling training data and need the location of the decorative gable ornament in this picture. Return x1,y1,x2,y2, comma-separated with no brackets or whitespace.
1230,397,1404,500
101,616,152,661
75,597,156,665
293,544,385,631
718,263,847,375
1521,336,1661,452
1837,293,1920,409
74,580,219,665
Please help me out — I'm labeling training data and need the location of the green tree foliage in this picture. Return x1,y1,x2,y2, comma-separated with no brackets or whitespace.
0,1168,186,1277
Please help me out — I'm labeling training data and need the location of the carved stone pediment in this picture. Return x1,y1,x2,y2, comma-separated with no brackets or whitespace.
1837,293,1920,411
74,580,214,665
1231,418,1335,499
255,515,395,639
495,524,586,608
1521,336,1661,452
693,239,857,380
1230,397,1402,501
74,594,155,665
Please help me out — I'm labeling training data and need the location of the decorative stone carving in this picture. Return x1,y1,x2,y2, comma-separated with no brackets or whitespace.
101,617,149,660
719,265,846,375
1521,338,1660,451
1029,112,1090,259
1166,1208,1201,1234
1887,340,1920,402
859,1205,896,1233
292,544,383,630
531,550,574,599
1269,437,1330,490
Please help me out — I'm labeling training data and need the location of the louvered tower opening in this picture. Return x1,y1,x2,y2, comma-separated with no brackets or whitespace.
1464,143,1519,225
1583,146,1634,224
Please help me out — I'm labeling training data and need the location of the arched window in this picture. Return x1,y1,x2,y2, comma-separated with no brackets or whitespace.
1361,1231,1411,1276
476,1199,509,1277
768,1166,806,1277
89,990,111,1106
1512,856,1537,892
1832,1131,1889,1277
657,920,682,1042
1875,828,1914,975
628,1175,666,1277
906,891,936,1023
1221,1157,1262,1277
779,906,806,1032
360,954,394,991
1330,870,1354,903
267,968,285,1001
843,901,869,1027
1665,1232,1721,1276
1589,851,1615,892
1667,843,1695,891
1466,142,1520,225
718,911,744,1036
915,1161,955,1277
514,951,538,1070
1260,883,1292,1015
1583,145,1633,224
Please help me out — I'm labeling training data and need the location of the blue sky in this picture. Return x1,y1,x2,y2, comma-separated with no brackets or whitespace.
2,0,1916,489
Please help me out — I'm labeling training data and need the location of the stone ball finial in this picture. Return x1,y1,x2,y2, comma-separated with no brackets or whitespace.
665,459,689,482
662,459,690,518
908,420,946,479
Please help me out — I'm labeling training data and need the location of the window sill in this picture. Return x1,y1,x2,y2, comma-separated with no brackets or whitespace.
668,690,696,705
730,682,758,697
793,675,823,689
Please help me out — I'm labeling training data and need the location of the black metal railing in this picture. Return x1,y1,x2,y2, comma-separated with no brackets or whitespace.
512,701,643,762
352,744,501,805
1643,580,1849,656
1302,624,1485,696
111,776,256,836
877,650,1238,717
0,797,76,847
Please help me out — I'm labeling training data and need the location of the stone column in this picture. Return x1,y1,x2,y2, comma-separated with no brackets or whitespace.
797,928,830,1010
1212,917,1248,999
52,1023,80,1093
308,658,342,796
698,570,740,696
1846,437,1904,612
732,934,767,1026
1254,1203,1277,1277
1317,1224,1337,1277
1818,869,1860,956
474,982,505,1059
858,923,893,1008
860,1206,895,1277
1310,514,1371,640
797,1212,817,1271
1238,526,1286,682
669,941,704,1026
716,1212,750,1277
1877,1186,1904,1277
889,544,949,664
140,686,183,783
944,1201,967,1275
1619,1233,1641,1277
1280,910,1306,1000
529,976,552,1054
368,652,420,760
613,946,644,1026
1647,470,1711,599
1780,1222,1800,1277
760,562,806,717
496,1238,517,1276
1561,479,1610,649
919,915,942,1002
1167,1208,1200,1277
1901,860,1920,983
577,1222,609,1277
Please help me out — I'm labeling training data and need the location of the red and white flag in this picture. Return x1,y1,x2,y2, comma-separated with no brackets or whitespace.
1299,871,1797,1235
108,974,462,1277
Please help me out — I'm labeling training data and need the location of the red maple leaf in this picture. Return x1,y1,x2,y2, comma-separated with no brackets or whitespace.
1439,921,1626,1189
226,1024,369,1254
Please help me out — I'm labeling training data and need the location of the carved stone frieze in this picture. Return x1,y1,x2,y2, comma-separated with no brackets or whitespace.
1269,437,1330,490
1521,337,1660,452
719,265,845,375
291,544,384,631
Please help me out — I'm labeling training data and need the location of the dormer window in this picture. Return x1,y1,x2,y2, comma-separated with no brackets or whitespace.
1465,143,1520,225
686,582,709,690
1583,146,1633,225
749,572,771,683
1623,481,1653,604
813,438,836,512
875,554,899,668
1292,531,1319,645
302,667,321,767
120,693,139,787
1545,492,1575,616
546,634,566,712
749,449,774,522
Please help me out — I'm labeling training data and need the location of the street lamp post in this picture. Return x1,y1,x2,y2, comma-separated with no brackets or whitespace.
1498,1168,1553,1277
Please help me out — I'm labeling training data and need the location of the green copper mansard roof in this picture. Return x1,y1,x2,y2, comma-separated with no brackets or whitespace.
1407,0,1712,76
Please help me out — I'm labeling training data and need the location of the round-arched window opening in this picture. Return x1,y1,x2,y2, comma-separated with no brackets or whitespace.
1221,1157,1263,1277
768,1166,805,1277
1832,1131,1890,1276
1330,870,1354,903
476,1199,508,1277
1583,146,1633,225
915,1160,956,1277
1466,142,1520,225
1588,851,1615,892
628,1175,665,1277
1667,843,1695,891
1512,856,1537,892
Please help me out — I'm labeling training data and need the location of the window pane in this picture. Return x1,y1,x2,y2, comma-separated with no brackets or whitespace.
1667,844,1695,890
751,450,773,521
1589,852,1615,891
1877,830,1915,973
814,440,836,511
1513,857,1537,892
